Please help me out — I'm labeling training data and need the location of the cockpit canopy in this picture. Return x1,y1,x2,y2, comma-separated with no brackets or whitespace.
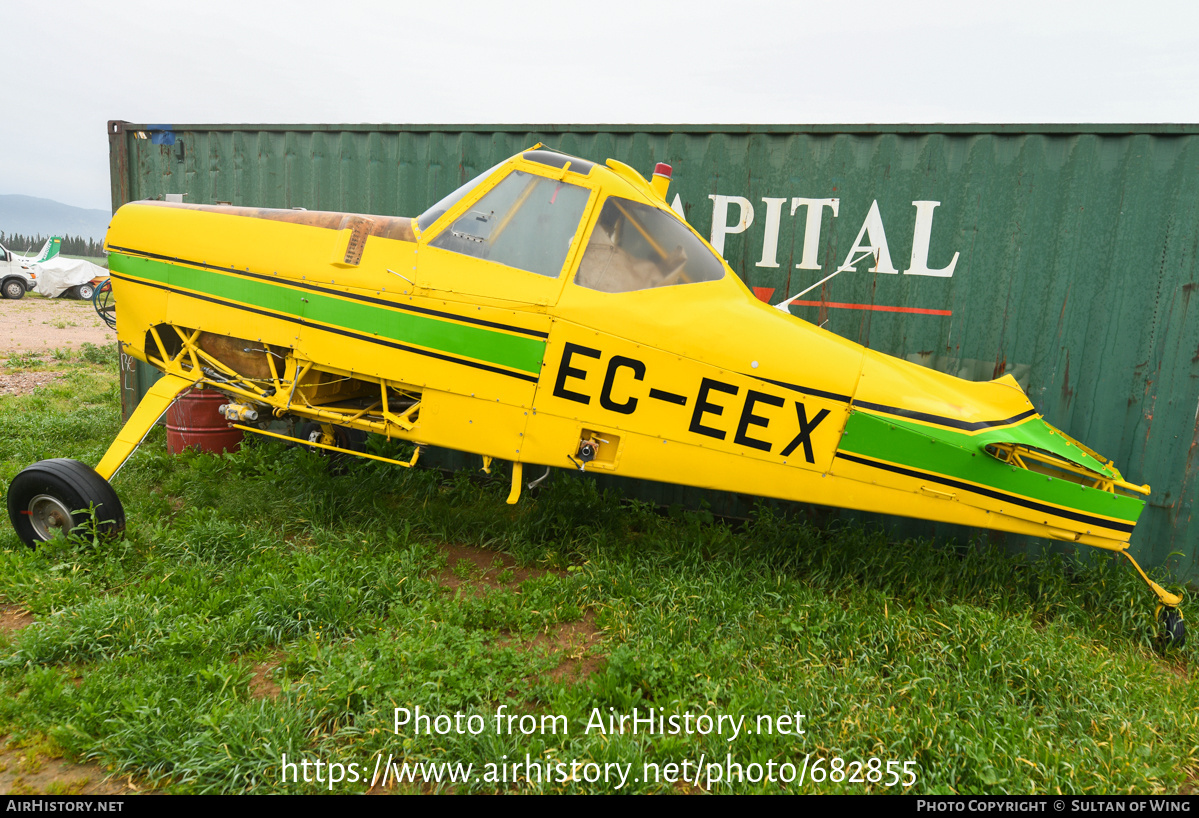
417,150,726,293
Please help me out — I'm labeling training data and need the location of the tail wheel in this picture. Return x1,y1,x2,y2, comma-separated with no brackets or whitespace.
1157,606,1186,650
6,459,125,548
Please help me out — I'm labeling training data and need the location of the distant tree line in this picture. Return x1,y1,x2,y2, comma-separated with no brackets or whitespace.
0,233,104,257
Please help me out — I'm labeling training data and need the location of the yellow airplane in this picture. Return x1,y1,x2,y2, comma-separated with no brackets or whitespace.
4,147,1184,645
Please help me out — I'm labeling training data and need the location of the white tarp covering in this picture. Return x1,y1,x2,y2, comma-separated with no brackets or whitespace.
33,258,108,298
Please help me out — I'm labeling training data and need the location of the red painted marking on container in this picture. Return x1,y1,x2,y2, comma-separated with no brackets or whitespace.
752,287,776,303
788,299,952,316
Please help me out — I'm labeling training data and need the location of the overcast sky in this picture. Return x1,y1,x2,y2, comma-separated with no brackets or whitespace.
5,0,1199,212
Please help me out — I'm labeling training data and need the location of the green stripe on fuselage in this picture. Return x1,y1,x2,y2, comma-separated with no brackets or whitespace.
111,252,546,375
837,411,1143,525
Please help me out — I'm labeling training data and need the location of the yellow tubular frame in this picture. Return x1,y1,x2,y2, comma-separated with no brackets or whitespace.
141,323,425,442
987,442,1151,496
98,324,432,481
231,424,421,468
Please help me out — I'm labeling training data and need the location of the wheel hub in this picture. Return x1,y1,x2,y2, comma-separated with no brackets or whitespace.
28,494,74,540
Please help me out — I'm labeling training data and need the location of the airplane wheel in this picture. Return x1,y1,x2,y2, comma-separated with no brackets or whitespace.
1158,607,1186,649
75,283,96,300
6,459,125,548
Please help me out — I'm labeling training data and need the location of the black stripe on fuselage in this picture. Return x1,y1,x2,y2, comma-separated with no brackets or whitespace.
109,271,540,384
834,450,1135,535
852,403,1038,431
107,244,549,339
750,375,1037,432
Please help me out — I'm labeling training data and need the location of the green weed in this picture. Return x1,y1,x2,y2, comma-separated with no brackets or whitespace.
78,343,116,367
4,352,42,369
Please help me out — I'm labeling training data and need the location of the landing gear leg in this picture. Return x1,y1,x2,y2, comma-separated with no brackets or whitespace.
1120,550,1186,649
94,373,201,481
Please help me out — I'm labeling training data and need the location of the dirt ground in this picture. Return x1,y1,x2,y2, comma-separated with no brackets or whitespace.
0,294,115,355
0,738,136,796
0,607,137,795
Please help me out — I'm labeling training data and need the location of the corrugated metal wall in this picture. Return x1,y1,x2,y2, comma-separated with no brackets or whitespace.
108,122,1199,581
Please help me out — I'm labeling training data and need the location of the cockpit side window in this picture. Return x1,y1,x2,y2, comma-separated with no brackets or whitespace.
428,170,590,278
416,161,505,232
574,197,725,293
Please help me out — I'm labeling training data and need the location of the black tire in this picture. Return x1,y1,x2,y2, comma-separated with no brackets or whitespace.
75,283,95,300
6,459,125,548
1158,607,1186,649
2,279,26,300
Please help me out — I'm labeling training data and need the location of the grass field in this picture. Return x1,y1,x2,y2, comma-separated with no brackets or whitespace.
0,349,1194,794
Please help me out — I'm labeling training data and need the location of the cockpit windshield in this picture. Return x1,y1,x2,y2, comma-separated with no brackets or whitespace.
416,161,504,231
428,170,591,279
574,197,725,293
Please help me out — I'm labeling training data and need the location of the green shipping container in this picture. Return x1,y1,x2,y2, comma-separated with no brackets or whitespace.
107,122,1199,582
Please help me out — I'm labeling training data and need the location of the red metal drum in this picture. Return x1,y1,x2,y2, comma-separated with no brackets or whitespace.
165,390,243,455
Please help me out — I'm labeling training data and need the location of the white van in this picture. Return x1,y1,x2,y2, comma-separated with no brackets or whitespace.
0,238,62,299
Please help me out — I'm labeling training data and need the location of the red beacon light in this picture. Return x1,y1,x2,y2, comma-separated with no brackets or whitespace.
650,162,672,199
